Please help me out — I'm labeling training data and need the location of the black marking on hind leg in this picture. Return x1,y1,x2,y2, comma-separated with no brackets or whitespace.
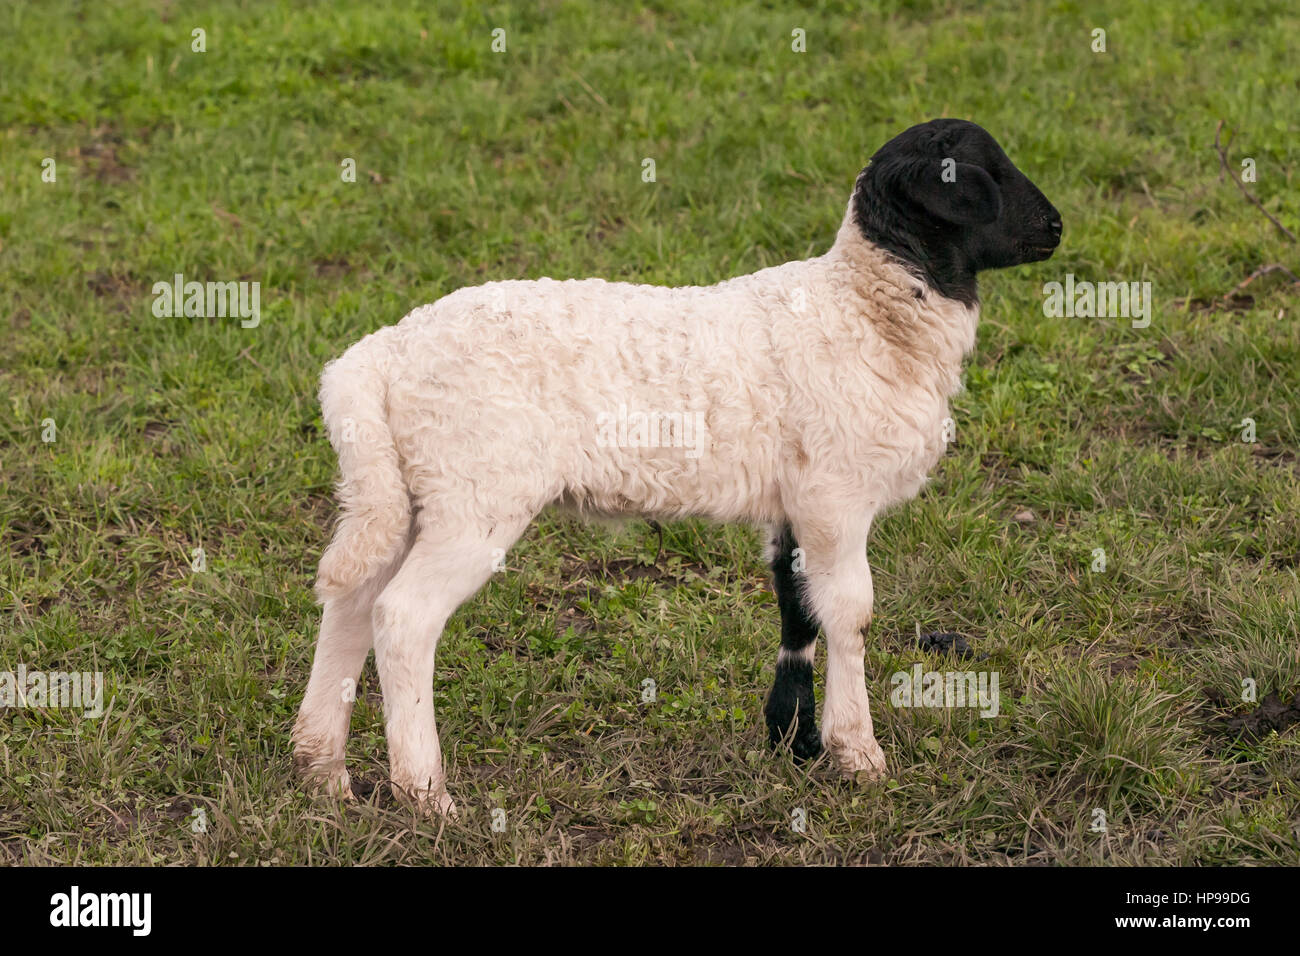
764,522,823,760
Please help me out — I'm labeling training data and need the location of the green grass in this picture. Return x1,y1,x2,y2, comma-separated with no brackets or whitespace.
2,0,1298,865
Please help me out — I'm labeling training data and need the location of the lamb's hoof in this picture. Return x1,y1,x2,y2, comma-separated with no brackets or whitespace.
791,728,824,762
295,755,355,801
828,737,887,780
418,789,458,818
768,721,824,762
394,782,458,818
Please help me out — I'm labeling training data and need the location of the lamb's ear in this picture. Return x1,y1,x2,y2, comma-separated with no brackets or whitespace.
898,159,1001,226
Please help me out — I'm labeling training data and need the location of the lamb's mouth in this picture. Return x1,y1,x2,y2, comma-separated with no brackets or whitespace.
1022,243,1059,260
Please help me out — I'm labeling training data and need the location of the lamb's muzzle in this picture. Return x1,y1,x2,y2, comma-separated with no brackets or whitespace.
292,118,1061,814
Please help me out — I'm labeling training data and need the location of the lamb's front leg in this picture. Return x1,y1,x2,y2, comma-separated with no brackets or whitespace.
794,517,887,779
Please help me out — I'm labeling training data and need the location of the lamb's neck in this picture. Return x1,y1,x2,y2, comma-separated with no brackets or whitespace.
823,206,981,383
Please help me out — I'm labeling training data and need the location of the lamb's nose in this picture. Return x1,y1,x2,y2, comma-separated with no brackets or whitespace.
1049,218,1063,237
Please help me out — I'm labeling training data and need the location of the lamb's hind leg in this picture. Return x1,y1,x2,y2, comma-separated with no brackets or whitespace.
293,536,411,797
371,520,526,815
763,522,823,760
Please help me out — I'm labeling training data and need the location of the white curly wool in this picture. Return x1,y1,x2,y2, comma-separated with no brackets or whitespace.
294,198,978,812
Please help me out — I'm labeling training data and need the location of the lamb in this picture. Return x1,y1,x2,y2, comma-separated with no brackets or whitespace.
292,119,1062,815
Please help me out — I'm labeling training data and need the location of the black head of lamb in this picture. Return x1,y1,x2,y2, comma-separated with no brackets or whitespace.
853,118,1062,305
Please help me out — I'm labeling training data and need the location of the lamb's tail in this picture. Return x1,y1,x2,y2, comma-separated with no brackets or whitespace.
314,348,410,602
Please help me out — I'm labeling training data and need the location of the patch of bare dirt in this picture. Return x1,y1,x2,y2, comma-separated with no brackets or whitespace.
74,126,135,183
1206,688,1300,742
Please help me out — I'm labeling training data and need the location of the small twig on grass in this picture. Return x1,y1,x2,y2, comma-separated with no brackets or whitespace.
1175,262,1300,313
238,346,268,373
1223,263,1299,301
1139,177,1159,209
211,204,242,229
1214,120,1297,242
567,69,610,108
